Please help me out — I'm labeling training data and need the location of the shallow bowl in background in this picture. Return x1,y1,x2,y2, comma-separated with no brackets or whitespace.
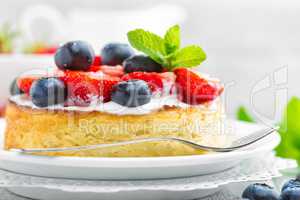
0,54,53,102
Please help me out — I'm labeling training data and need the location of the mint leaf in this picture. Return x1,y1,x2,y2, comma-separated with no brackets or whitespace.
236,106,255,123
127,29,167,65
127,25,207,69
237,98,300,167
171,45,206,67
164,24,180,54
275,97,300,165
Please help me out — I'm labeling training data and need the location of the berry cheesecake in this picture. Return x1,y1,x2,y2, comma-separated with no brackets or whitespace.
5,25,226,157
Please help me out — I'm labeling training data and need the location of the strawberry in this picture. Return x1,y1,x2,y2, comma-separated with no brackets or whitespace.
101,65,124,77
17,76,39,95
98,76,120,102
61,71,119,106
89,65,124,78
159,72,176,95
174,68,220,105
93,55,102,66
89,65,102,72
60,71,96,106
121,72,163,93
159,72,176,82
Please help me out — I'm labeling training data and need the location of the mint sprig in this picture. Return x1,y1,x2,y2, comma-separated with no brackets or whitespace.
236,106,255,123
236,98,300,166
127,25,206,70
127,29,166,65
171,45,206,67
275,97,300,165
164,25,180,54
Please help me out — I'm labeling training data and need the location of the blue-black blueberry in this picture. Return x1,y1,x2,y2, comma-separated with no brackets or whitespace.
282,179,300,192
123,55,163,73
280,179,300,200
111,79,151,107
101,43,134,66
242,183,279,200
30,77,66,107
55,41,95,71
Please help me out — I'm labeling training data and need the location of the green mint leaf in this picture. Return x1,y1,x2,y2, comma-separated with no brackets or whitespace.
170,45,206,67
127,25,207,69
275,97,300,165
164,24,180,54
127,29,167,65
236,106,255,123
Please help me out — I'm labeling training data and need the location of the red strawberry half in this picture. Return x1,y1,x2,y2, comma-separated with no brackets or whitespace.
60,71,119,106
121,72,163,93
101,65,124,77
89,65,124,78
174,68,221,105
97,74,120,103
89,65,102,72
92,55,102,66
17,76,39,95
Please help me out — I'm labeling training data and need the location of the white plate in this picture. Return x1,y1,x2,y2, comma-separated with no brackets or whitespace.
2,153,294,200
0,119,279,180
7,187,219,200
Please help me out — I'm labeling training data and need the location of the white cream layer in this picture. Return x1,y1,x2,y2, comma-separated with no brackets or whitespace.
10,95,219,116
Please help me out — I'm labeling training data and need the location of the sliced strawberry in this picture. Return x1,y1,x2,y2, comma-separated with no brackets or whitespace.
159,72,176,94
89,65,124,78
101,65,124,77
174,68,221,105
89,65,102,72
61,71,119,106
93,55,102,66
17,76,39,95
60,71,88,106
60,71,98,106
121,72,163,93
159,72,176,82
98,75,120,103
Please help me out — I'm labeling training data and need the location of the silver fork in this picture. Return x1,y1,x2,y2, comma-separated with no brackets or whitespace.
10,126,278,154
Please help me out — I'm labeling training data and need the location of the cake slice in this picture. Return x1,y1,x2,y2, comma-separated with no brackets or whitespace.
5,25,227,157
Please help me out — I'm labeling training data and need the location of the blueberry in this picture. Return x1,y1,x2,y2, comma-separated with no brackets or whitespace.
55,41,95,71
280,186,300,200
9,78,23,95
242,183,279,200
124,55,163,73
30,78,66,107
282,179,300,192
111,79,151,107
101,43,134,66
